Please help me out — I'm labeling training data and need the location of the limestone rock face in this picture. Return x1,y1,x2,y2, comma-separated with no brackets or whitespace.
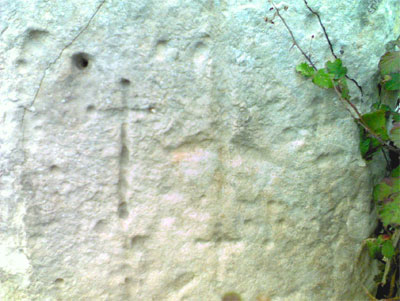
1,0,399,300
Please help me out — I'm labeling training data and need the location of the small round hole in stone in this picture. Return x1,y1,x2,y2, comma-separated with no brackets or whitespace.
120,78,131,86
49,165,60,173
54,278,64,284
86,105,95,113
72,52,90,70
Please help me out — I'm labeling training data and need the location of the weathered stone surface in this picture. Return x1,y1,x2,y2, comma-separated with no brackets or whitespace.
1,0,399,300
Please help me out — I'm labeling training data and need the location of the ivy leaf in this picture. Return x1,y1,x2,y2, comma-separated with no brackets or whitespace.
296,63,315,77
391,166,400,178
379,104,392,112
381,240,395,259
337,77,350,100
312,69,334,88
379,51,400,76
393,177,400,191
374,166,400,227
362,110,390,141
383,73,400,91
377,235,385,245
392,112,400,122
379,88,400,109
371,102,381,110
359,125,382,160
359,136,371,158
326,59,348,79
366,239,381,259
371,103,393,112
373,181,393,202
378,197,400,227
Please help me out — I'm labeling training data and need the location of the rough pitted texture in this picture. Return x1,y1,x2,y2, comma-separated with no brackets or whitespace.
1,0,399,300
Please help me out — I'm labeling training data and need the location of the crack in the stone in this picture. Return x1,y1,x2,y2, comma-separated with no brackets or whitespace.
20,0,107,164
100,106,156,113
20,107,27,163
118,123,128,193
1,25,9,35
117,122,129,219
117,81,131,219
28,0,106,110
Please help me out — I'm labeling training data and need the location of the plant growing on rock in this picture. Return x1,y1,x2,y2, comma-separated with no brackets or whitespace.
267,0,400,299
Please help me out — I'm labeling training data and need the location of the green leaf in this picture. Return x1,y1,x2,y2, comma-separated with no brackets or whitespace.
338,77,350,100
312,69,334,88
373,181,393,202
362,110,390,141
370,102,392,112
380,104,392,112
326,59,348,79
379,199,400,226
379,88,400,109
383,73,400,91
376,235,385,245
393,178,400,194
381,240,395,259
358,124,382,160
359,137,371,158
379,51,400,76
374,167,400,227
371,102,380,110
391,166,400,178
366,239,381,259
392,112,400,122
377,51,399,106
367,138,382,151
296,63,315,77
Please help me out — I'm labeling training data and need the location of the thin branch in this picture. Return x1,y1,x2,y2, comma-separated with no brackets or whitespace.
362,284,400,300
269,0,399,154
269,0,317,70
303,0,364,96
382,257,391,286
331,80,400,153
393,228,400,247
362,285,377,301
303,0,337,59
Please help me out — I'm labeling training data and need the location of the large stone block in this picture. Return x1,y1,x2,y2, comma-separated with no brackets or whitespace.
1,0,399,300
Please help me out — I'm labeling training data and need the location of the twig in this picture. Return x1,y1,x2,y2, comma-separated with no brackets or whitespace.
303,0,336,59
331,80,400,153
303,0,364,96
268,0,399,154
362,284,400,300
393,228,400,247
382,257,391,286
269,0,317,70
362,285,377,300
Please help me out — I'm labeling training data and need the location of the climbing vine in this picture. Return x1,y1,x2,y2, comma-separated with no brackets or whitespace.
268,0,400,299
